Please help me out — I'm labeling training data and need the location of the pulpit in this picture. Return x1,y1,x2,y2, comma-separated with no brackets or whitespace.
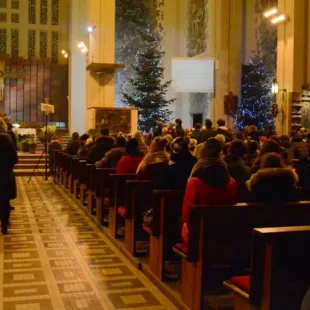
88,107,138,135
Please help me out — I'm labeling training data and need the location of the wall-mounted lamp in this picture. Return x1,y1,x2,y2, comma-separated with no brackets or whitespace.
61,49,69,58
271,80,287,96
87,25,96,33
263,7,289,25
271,14,287,25
263,7,278,18
77,41,88,54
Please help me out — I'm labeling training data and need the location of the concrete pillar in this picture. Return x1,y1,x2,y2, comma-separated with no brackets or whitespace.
212,0,243,127
85,0,116,129
68,0,87,135
276,0,307,134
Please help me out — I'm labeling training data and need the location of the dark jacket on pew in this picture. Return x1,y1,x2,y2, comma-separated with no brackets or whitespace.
164,152,197,189
87,135,115,164
247,167,298,202
0,133,18,201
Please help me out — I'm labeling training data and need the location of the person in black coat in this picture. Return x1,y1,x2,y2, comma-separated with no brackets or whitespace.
165,137,197,189
175,118,185,137
0,133,18,234
6,122,17,149
65,132,80,155
87,134,115,164
199,119,217,143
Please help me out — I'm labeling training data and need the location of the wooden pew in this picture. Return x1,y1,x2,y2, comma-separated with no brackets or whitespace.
66,155,78,191
53,150,64,183
85,164,96,214
59,153,69,186
94,168,116,226
147,190,184,281
78,160,87,204
172,201,310,310
124,180,157,256
70,157,80,194
109,174,137,238
224,226,310,310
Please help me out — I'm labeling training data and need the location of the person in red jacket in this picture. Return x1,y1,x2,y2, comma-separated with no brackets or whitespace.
116,138,144,174
181,140,238,245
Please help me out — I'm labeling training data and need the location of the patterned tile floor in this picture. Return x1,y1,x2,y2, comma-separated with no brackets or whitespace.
0,177,177,310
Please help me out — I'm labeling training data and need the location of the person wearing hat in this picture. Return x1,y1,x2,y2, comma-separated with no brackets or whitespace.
181,139,237,245
164,137,197,189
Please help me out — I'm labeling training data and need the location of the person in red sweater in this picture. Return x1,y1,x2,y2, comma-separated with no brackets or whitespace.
116,138,144,174
181,139,238,245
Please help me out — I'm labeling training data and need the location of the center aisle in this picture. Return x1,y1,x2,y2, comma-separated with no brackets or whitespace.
1,177,177,310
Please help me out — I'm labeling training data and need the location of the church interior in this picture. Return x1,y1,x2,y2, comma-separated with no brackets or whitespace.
1,0,310,309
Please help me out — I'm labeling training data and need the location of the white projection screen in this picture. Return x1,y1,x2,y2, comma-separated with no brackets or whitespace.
171,57,215,93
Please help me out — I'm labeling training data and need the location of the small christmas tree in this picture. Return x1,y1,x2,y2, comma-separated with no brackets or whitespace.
235,51,274,130
122,26,175,133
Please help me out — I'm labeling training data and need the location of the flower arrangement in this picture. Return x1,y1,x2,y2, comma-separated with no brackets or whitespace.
39,125,57,143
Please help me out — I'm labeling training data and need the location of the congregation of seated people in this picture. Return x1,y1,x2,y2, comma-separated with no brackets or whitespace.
52,118,310,247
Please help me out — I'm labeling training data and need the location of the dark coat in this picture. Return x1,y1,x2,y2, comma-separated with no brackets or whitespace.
0,133,18,202
164,152,197,189
65,139,80,155
217,127,233,142
87,136,115,164
292,141,309,160
137,162,168,183
199,128,217,143
248,168,298,202
191,129,201,143
8,130,17,149
225,155,251,190
175,125,185,137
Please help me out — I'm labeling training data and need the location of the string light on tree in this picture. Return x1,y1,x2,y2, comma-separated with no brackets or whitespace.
122,25,175,132
235,51,274,130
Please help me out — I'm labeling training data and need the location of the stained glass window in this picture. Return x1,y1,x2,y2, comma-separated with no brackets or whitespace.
40,0,47,25
28,0,36,24
11,29,19,57
39,31,47,57
0,29,6,54
0,13,7,22
11,13,19,23
28,30,36,57
51,31,58,63
51,0,59,25
11,0,19,9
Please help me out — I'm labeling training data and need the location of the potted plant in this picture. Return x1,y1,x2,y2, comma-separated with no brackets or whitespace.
39,125,57,144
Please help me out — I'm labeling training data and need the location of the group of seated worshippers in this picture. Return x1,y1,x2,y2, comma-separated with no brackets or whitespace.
54,118,310,249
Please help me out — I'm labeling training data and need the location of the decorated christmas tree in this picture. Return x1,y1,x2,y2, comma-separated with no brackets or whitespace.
122,26,175,133
235,52,274,130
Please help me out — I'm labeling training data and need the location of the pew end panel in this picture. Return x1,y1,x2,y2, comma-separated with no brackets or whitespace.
124,180,157,257
149,190,184,281
94,168,116,226
178,201,310,310
225,226,310,310
108,174,137,238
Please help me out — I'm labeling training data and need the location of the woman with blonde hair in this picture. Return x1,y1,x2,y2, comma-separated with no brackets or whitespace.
137,136,169,181
133,130,149,155
0,117,8,133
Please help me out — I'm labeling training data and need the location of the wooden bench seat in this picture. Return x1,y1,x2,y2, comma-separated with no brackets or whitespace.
94,168,116,226
173,201,310,310
124,180,157,256
224,226,310,310
148,190,184,281
108,174,136,238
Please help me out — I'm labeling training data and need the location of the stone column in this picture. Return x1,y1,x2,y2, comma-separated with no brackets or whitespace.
211,0,243,128
276,0,307,134
68,0,87,134
85,0,116,129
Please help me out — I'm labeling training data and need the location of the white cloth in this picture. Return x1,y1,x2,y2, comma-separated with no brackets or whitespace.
15,128,36,136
